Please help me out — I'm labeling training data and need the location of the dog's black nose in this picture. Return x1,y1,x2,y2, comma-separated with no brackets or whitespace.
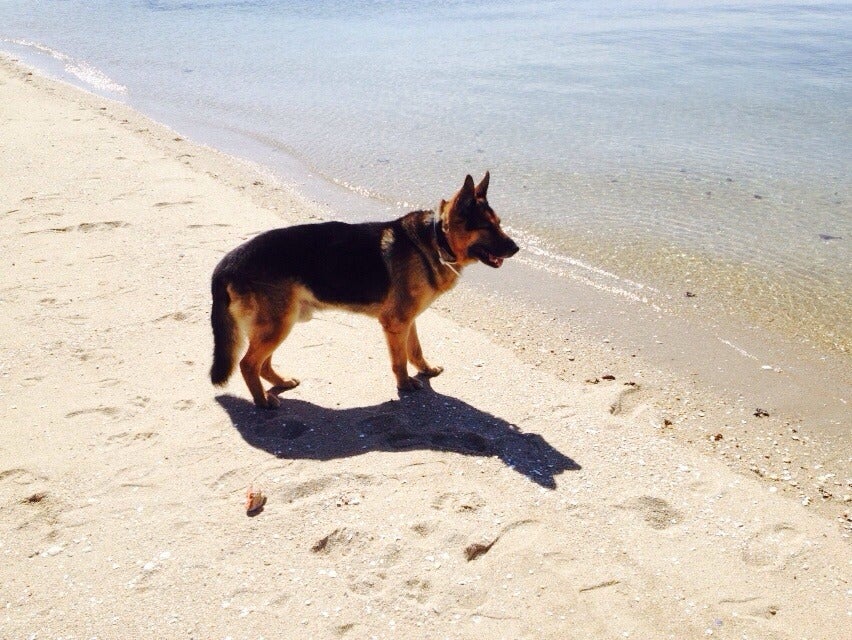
505,238,520,257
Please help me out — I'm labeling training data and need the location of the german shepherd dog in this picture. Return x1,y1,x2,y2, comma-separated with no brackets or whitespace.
210,172,519,408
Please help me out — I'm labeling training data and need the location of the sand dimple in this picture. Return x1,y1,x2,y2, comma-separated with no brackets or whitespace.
620,495,683,530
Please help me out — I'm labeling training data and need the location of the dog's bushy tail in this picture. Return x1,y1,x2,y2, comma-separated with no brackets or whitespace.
210,275,239,386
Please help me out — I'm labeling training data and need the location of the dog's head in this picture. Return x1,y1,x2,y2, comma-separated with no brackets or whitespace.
439,172,519,268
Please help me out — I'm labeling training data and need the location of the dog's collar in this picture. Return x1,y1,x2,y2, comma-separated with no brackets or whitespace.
432,212,460,276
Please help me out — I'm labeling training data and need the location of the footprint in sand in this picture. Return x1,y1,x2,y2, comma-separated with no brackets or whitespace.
746,602,781,620
463,519,540,561
0,468,46,486
345,543,406,597
432,491,485,513
67,397,147,420
153,200,194,208
717,595,780,622
278,475,337,504
65,405,122,419
20,375,44,387
77,221,129,233
109,464,158,489
130,396,150,409
741,523,807,569
549,404,578,423
207,466,254,490
60,313,90,325
311,527,368,556
608,383,643,416
347,572,387,596
95,377,122,388
15,491,63,545
409,519,438,537
402,577,433,604
71,347,107,362
620,495,683,530
154,310,194,323
333,622,358,637
105,430,157,449
25,221,129,235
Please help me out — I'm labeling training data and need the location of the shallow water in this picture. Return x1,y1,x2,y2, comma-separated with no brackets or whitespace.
2,0,849,351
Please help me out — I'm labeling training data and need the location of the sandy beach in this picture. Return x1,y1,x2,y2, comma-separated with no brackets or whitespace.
1,54,850,639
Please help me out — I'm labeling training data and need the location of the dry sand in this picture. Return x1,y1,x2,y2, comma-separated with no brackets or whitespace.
1,55,850,639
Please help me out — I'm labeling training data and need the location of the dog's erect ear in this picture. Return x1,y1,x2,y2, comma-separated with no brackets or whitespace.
475,171,490,199
455,174,476,212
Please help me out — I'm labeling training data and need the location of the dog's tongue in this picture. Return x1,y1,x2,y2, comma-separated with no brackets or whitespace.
494,257,504,268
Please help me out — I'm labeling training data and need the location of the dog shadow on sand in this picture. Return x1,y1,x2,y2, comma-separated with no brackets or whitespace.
215,380,580,489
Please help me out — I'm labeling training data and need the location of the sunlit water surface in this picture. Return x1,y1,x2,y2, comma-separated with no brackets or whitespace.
2,0,849,350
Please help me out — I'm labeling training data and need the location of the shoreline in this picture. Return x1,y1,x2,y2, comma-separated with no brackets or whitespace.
2,54,850,638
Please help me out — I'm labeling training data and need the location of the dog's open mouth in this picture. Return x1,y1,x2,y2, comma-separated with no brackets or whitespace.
483,253,504,268
471,246,506,268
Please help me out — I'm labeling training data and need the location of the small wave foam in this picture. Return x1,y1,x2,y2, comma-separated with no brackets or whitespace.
505,225,662,310
5,39,127,94
329,176,418,210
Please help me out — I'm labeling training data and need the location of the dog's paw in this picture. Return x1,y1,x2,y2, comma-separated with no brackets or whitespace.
269,378,300,394
418,365,444,378
397,376,424,392
256,392,281,410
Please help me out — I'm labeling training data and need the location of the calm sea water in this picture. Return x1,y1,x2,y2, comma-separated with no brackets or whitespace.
3,0,850,350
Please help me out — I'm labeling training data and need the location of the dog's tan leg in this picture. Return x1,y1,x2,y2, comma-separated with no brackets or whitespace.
260,356,300,394
240,303,297,409
407,321,443,377
240,342,276,409
380,315,421,391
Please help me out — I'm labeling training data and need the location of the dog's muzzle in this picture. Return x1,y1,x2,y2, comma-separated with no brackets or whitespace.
478,236,519,268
